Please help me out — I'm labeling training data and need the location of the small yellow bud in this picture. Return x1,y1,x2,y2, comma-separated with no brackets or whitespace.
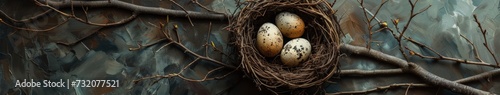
380,21,388,28
211,41,216,48
392,19,399,25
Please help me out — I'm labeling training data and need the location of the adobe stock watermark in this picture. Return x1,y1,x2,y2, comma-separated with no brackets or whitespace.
15,79,120,89
15,79,66,88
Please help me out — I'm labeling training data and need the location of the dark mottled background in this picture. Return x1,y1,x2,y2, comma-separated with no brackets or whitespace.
0,0,499,95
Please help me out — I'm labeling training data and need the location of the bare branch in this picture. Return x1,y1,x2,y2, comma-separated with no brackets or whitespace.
0,17,68,32
190,0,225,14
405,83,412,95
34,0,138,27
456,69,500,83
169,0,194,26
133,21,240,84
327,83,418,95
473,14,499,67
385,27,498,68
38,0,229,20
168,28,236,69
358,0,388,50
340,69,403,76
330,68,500,94
405,47,499,68
340,44,493,95
394,0,432,61
460,34,485,63
0,9,52,23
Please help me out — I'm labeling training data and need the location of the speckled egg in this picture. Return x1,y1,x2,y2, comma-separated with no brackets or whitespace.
256,22,284,57
275,12,305,38
280,38,311,67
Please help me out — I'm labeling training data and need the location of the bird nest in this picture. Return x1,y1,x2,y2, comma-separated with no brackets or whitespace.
229,0,341,91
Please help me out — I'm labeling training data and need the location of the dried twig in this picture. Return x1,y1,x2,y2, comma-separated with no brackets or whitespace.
71,12,138,26
328,83,417,95
38,0,229,20
351,3,493,94
460,34,485,63
455,68,500,83
405,47,499,68
190,0,225,14
0,9,52,23
162,25,236,69
205,22,212,57
169,0,194,26
405,83,412,95
0,0,138,32
0,18,68,32
358,0,387,49
330,68,500,94
383,26,499,68
393,0,431,61
81,5,89,23
34,0,138,27
340,69,403,76
473,14,499,67
134,22,239,84
340,44,493,95
135,21,238,84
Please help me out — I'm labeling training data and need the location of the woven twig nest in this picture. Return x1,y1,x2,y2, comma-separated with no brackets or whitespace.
230,0,341,91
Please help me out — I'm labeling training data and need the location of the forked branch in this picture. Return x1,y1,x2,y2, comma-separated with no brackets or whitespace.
340,44,493,95
37,0,229,20
473,14,499,67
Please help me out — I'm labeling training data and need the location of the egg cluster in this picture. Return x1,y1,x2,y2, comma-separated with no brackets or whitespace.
256,12,312,67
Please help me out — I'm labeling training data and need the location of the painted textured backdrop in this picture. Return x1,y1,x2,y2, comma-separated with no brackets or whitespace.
0,0,499,94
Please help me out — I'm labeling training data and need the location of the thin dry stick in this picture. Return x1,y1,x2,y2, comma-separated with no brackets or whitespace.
0,18,69,32
134,22,240,83
0,9,52,22
394,0,431,61
34,0,138,27
473,14,499,67
455,68,500,83
460,34,485,63
329,68,500,95
71,12,138,26
202,22,232,58
205,22,212,57
340,69,403,76
405,83,412,95
169,0,194,26
340,44,493,95
384,27,498,68
135,18,180,51
159,23,236,69
190,0,225,14
70,0,75,17
358,0,388,49
405,47,499,68
37,0,228,20
82,5,89,23
328,83,417,95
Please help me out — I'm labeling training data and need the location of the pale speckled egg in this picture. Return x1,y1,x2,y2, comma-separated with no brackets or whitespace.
256,22,284,57
275,12,305,38
280,38,311,67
